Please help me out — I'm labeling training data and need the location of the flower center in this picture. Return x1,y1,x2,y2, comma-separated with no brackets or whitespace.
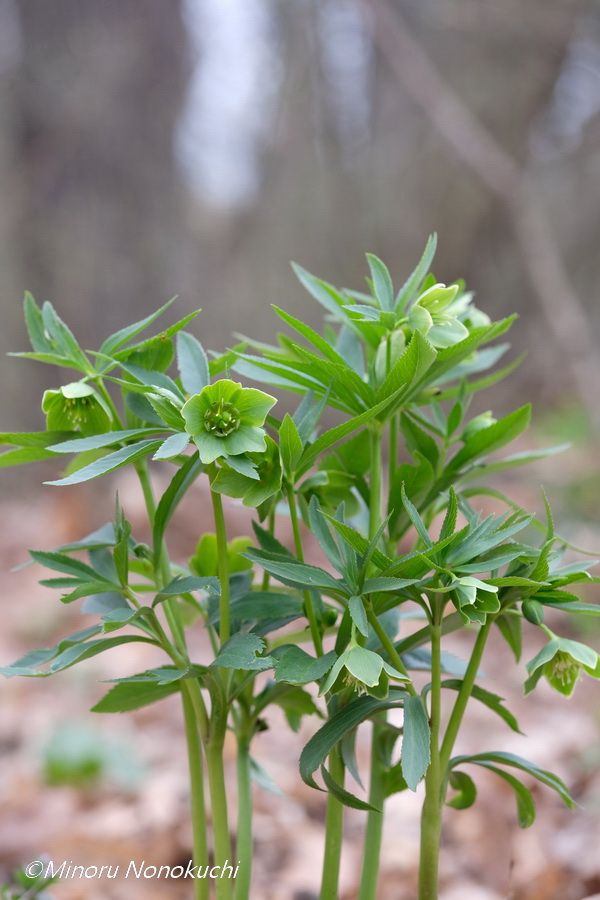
204,400,241,438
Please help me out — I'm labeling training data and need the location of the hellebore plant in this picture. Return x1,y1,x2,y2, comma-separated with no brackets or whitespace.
2,236,599,900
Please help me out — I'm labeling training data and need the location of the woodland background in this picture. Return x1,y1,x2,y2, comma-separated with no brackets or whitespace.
1,2,600,898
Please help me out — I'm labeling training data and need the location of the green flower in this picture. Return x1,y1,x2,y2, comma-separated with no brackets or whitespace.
451,576,500,624
181,379,276,464
42,382,111,434
210,435,282,513
320,643,407,698
525,636,600,697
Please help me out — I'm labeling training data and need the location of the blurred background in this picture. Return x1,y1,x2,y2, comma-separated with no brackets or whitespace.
1,1,600,898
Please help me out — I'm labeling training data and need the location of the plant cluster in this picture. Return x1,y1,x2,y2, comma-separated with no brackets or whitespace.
2,236,598,899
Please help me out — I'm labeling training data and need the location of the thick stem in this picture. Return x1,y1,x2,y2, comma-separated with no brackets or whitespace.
358,427,386,900
206,744,234,900
418,604,443,900
319,747,345,900
210,486,231,646
439,620,492,771
285,481,323,656
234,734,253,900
358,720,385,900
181,687,209,900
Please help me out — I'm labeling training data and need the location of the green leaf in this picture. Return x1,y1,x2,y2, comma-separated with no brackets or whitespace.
321,763,373,811
395,234,437,311
271,684,321,732
299,692,403,791
449,404,532,473
99,298,176,356
0,447,59,468
153,452,202,565
212,633,274,671
48,428,161,454
366,254,394,311
45,439,162,486
476,764,536,828
446,770,477,810
153,432,189,460
29,550,114,584
449,750,575,810
23,292,52,352
243,550,342,593
375,331,437,407
348,596,369,637
41,301,90,371
401,484,432,547
91,679,180,713
401,695,431,790
273,646,336,685
279,413,304,478
176,331,210,394
496,614,522,662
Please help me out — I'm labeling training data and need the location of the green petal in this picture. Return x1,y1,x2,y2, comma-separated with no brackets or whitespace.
181,393,210,436
235,387,277,426
203,379,241,406
194,433,228,464
344,646,383,687
222,426,267,457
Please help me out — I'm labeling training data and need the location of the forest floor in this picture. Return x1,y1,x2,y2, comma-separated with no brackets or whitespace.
1,449,599,900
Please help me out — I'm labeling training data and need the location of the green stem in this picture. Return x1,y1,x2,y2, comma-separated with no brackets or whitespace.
358,427,386,900
438,620,492,772
368,427,383,540
210,484,231,646
285,481,323,656
261,506,275,591
319,746,345,900
366,603,416,695
358,719,385,900
181,686,209,900
234,733,253,900
206,731,234,900
418,602,443,900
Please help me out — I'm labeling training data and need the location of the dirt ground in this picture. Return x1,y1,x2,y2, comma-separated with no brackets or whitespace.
1,454,599,900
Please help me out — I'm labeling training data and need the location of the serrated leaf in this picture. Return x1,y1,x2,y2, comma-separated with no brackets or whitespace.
212,633,274,671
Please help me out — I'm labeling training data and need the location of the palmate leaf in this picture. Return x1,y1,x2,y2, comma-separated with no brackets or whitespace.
272,646,336,685
299,692,405,805
0,622,157,678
